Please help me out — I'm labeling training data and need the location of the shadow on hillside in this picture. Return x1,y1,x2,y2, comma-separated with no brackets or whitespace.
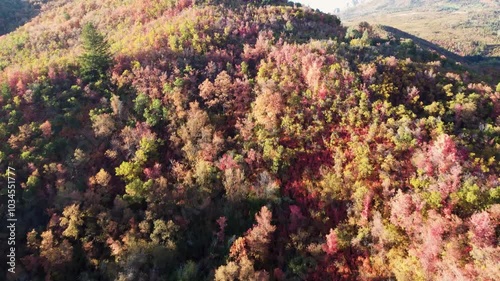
380,25,500,65
0,0,43,36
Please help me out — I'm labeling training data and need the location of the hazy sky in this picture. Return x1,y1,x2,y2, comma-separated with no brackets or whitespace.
292,0,349,13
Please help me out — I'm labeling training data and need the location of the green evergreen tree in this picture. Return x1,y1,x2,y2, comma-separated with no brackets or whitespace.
79,23,112,83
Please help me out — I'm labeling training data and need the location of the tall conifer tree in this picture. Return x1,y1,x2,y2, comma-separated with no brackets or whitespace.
79,23,112,83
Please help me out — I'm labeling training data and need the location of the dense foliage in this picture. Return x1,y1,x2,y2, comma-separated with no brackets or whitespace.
0,0,499,280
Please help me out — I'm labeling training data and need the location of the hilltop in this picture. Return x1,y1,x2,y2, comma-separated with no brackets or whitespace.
0,1,498,281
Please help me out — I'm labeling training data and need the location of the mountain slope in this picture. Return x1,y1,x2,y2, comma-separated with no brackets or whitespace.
0,0,48,36
0,1,499,281
0,0,341,72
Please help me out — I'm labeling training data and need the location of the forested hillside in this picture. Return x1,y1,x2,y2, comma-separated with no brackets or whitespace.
0,0,499,280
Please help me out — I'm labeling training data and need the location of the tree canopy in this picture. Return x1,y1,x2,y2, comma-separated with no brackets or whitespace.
0,1,498,280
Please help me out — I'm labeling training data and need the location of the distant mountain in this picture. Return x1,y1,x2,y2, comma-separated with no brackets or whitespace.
341,0,500,57
343,0,499,14
343,0,373,9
